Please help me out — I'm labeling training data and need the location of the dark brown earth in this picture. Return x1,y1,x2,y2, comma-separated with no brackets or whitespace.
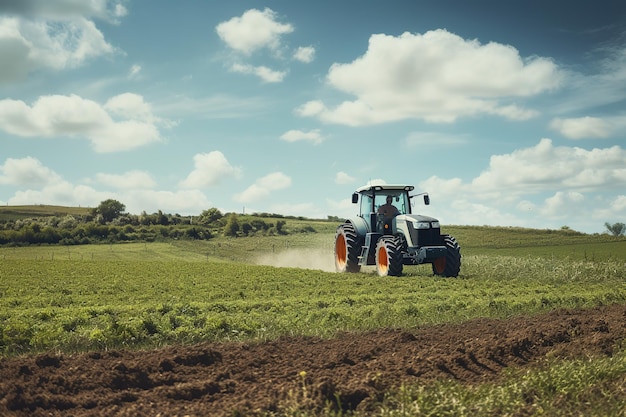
1,304,625,416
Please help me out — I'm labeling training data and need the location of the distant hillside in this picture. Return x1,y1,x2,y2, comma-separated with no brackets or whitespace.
0,205,92,221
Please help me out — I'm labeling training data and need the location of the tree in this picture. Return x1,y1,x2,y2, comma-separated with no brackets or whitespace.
224,214,240,237
604,222,626,236
93,199,126,223
198,208,223,225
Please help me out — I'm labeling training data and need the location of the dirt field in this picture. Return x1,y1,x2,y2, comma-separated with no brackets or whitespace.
1,304,624,416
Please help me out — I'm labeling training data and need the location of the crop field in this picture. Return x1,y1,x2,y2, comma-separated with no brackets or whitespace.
1,226,625,416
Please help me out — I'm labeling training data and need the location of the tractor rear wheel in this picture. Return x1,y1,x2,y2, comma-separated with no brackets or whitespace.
432,234,461,277
334,223,361,273
376,237,403,277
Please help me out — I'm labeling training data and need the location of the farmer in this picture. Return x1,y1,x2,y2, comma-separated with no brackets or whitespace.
378,195,399,219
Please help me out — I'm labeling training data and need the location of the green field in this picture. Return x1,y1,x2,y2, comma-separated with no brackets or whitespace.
1,226,625,355
1,225,625,415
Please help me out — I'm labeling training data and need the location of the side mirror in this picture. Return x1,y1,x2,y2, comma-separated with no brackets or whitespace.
352,193,359,204
424,195,430,205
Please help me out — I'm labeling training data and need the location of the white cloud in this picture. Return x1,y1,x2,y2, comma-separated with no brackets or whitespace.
104,93,163,124
594,195,626,222
293,45,315,63
229,63,287,83
471,138,626,193
0,157,61,186
234,172,292,203
8,181,108,208
411,140,626,232
216,8,293,55
280,129,325,144
179,151,242,188
297,29,561,126
550,116,612,139
6,184,212,216
540,191,585,218
335,171,356,185
0,93,169,152
0,16,116,83
419,176,464,196
95,171,156,190
0,0,127,22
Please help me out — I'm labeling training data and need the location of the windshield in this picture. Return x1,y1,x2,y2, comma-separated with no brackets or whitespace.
359,190,409,215
375,192,408,215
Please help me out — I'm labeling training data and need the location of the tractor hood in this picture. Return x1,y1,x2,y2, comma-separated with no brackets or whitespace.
401,214,440,224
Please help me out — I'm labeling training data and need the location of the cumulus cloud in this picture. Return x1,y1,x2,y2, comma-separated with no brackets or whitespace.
280,129,325,144
0,156,61,186
412,140,626,232
229,63,287,83
540,191,585,218
471,138,626,193
296,29,561,125
95,171,156,190
335,171,356,185
0,16,117,83
0,93,169,152
8,181,109,208
216,8,293,55
234,172,292,203
179,151,242,188
549,116,612,139
0,0,127,21
293,45,315,63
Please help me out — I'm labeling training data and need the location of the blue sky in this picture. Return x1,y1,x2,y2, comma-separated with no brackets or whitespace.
1,0,625,234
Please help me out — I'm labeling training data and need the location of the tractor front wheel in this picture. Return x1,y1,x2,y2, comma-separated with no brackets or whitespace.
334,223,361,273
432,234,461,277
376,237,403,277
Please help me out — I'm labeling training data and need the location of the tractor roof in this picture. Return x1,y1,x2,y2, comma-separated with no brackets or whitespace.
355,184,415,194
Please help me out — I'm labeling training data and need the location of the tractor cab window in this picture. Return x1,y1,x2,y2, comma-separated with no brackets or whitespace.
359,193,374,216
375,193,406,217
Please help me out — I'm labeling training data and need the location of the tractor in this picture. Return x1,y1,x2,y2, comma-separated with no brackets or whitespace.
334,184,461,277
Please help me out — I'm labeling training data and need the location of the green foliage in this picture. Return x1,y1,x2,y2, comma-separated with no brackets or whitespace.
224,213,240,237
92,199,126,223
198,208,223,225
605,221,626,236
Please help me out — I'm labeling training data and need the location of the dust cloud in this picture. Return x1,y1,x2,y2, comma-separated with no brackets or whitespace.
255,249,336,272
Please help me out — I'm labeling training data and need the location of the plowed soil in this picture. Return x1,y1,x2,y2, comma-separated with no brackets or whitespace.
1,304,625,416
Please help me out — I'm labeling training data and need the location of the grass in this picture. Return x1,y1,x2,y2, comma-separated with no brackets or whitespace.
1,224,625,416
1,235,625,355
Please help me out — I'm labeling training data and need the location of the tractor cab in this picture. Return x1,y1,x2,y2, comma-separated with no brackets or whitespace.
351,184,427,234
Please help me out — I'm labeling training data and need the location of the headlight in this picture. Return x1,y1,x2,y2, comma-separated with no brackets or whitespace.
413,221,431,229
431,221,440,228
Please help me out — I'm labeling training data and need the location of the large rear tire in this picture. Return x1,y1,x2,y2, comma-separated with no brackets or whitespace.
432,234,461,277
334,223,361,273
376,237,403,277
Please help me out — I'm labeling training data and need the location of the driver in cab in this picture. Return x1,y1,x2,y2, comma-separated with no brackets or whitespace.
378,195,399,219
